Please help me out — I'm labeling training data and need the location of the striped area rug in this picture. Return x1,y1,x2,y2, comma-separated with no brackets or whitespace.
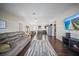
24,35,57,56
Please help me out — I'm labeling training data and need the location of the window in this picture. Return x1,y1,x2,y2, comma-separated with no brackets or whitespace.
0,19,6,29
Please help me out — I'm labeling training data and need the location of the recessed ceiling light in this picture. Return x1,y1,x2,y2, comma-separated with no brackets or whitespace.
35,19,37,23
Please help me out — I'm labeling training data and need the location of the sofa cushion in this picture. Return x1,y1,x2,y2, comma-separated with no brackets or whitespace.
0,43,11,53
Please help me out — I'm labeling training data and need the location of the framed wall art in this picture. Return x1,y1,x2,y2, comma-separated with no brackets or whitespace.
64,13,79,30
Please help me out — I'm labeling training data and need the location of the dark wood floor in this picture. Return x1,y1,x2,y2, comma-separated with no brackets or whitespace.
17,41,31,56
18,33,79,56
48,36,79,56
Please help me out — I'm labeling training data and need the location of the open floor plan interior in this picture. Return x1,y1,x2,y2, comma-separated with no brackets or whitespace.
0,3,79,56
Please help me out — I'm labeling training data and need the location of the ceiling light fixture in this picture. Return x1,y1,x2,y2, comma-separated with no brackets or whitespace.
32,12,36,15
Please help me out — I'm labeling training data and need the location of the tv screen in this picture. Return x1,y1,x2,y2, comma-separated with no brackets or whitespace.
64,14,79,30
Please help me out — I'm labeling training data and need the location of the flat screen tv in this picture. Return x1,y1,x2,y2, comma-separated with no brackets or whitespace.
64,13,79,30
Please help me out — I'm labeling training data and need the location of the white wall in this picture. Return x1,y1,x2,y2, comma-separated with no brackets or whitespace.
0,10,27,33
54,6,79,41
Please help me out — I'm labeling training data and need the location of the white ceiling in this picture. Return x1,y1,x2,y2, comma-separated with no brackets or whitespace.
0,3,78,25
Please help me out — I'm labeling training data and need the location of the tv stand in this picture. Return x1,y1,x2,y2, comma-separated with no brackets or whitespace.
62,36,79,54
